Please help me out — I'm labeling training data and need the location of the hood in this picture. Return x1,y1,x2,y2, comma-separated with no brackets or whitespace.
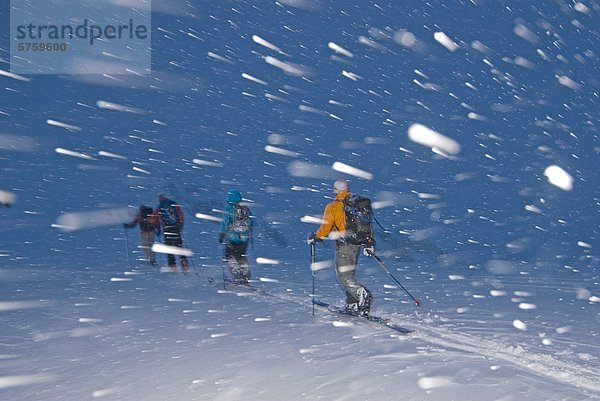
334,189,350,201
226,189,242,204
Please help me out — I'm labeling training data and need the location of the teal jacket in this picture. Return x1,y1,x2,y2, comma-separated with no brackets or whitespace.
220,190,252,243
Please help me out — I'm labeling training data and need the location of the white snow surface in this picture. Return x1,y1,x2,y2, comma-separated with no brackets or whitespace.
1,256,598,401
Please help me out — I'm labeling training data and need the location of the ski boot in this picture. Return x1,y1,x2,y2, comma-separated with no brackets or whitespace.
357,287,373,317
181,258,188,273
343,302,359,316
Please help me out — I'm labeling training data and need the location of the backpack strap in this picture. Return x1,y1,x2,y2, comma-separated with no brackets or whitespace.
174,204,184,228
332,197,347,234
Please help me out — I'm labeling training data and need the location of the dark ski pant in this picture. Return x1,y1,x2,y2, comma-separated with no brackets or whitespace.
223,241,249,282
163,227,187,271
335,242,368,305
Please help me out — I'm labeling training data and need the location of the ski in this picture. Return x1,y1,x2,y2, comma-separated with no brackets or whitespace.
208,277,275,298
207,277,413,334
313,299,414,334
208,276,247,288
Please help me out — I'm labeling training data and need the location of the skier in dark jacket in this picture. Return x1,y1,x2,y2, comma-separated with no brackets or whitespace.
157,194,188,273
124,205,160,266
219,190,253,285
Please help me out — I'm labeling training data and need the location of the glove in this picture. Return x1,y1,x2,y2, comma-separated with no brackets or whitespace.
218,233,225,244
363,246,375,257
307,232,321,245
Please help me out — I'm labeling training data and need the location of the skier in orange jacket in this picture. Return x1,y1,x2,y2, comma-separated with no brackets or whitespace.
309,179,373,316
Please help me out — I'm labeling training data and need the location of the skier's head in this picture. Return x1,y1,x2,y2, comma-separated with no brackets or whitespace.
226,189,242,204
333,179,348,194
158,194,167,201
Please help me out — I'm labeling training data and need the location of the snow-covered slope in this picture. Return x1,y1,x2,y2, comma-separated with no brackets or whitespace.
1,259,599,401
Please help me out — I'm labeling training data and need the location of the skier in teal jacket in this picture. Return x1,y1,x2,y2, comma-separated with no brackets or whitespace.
219,190,253,285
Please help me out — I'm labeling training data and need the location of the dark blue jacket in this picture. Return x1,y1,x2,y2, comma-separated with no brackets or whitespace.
157,197,183,231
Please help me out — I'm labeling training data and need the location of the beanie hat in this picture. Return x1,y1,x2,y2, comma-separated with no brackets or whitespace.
333,179,348,194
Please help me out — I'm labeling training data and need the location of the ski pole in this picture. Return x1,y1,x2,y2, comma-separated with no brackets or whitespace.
123,228,131,269
221,244,227,289
310,241,316,316
366,250,421,307
182,238,198,275
373,216,389,233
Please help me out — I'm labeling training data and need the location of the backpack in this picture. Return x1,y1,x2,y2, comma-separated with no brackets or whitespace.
159,200,183,228
139,206,155,231
230,203,251,234
343,195,374,246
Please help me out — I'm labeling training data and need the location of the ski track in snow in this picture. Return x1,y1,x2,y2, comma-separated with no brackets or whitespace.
206,275,600,395
412,323,600,394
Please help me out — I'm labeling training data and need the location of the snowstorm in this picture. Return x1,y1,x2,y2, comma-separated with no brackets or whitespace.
1,0,598,400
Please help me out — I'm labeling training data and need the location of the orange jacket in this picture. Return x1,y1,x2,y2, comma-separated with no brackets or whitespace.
315,190,350,239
